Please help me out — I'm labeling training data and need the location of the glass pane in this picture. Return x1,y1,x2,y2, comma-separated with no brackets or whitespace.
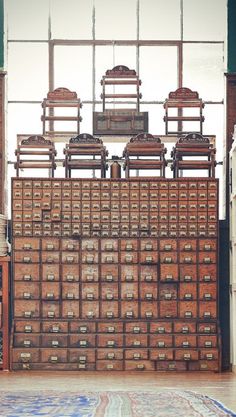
183,0,227,41
51,0,93,39
7,104,43,160
139,46,178,100
7,43,48,101
54,46,93,101
140,104,165,135
95,46,114,100
6,0,49,40
139,0,181,40
95,0,137,39
183,44,224,101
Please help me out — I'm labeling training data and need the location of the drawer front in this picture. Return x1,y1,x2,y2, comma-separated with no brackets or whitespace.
160,265,178,282
15,252,40,263
179,283,197,300
174,335,197,348
97,334,123,348
198,264,217,282
125,322,148,334
42,265,60,281
81,302,99,319
179,301,198,319
41,282,60,300
149,334,173,348
125,334,148,348
14,300,40,318
100,301,119,319
121,301,139,319
70,322,96,334
69,334,96,348
150,321,172,334
42,301,60,319
14,282,40,299
96,349,124,360
81,283,99,300
41,239,60,251
62,283,80,300
14,320,41,333
175,349,199,361
121,282,139,300
68,348,96,363
42,321,69,334
159,301,178,318
199,301,217,319
140,302,158,319
150,349,174,361
120,265,139,282
14,237,40,251
41,348,68,363
81,266,99,282
62,265,80,282
139,265,158,282
173,322,196,334
41,334,68,348
12,348,40,363
125,360,155,371
14,334,40,348
96,360,124,371
179,265,197,282
199,283,217,300
156,360,187,371
97,322,123,333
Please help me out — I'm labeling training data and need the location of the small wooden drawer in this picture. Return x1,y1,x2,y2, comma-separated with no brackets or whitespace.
14,320,41,333
14,264,40,281
139,265,158,282
174,335,197,348
125,322,148,334
14,300,40,318
62,282,80,300
69,348,96,363
14,334,40,348
100,301,119,319
97,334,123,348
179,265,197,282
41,348,68,363
81,301,99,319
70,322,96,334
42,321,68,334
96,360,123,371
173,322,196,334
14,237,40,251
159,301,178,318
14,282,40,300
81,265,99,282
81,283,99,300
121,301,139,319
149,334,173,348
156,360,187,371
160,252,177,264
69,334,96,348
14,252,40,263
199,301,217,319
41,282,60,300
150,349,174,361
179,283,197,300
160,264,178,282
101,239,119,252
159,239,177,251
175,349,199,361
179,301,198,319
41,252,60,264
140,302,158,319
42,264,60,282
12,348,40,363
125,334,148,348
61,300,80,319
150,321,172,334
41,334,68,348
97,322,123,333
198,335,218,348
125,360,155,371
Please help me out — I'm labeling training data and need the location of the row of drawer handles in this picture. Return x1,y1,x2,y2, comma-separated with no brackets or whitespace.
22,325,214,334
21,292,214,301
22,311,214,319
20,243,214,251
21,274,213,282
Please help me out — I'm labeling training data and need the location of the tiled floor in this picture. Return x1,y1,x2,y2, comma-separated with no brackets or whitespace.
0,371,236,412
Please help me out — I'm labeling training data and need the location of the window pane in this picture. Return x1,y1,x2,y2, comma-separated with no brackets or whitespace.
7,43,48,100
54,46,93,101
183,44,224,101
139,46,178,100
141,104,165,135
183,0,227,41
51,0,93,39
6,0,49,40
95,46,114,101
7,104,43,160
139,0,181,40
95,0,137,39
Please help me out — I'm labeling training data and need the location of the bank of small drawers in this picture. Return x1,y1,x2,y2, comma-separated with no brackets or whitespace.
12,178,218,239
12,319,220,371
11,178,220,371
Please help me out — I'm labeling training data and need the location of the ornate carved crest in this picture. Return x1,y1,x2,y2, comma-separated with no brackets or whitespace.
130,133,161,143
21,135,52,145
69,133,102,144
47,87,78,100
178,133,210,144
106,65,137,77
168,87,200,100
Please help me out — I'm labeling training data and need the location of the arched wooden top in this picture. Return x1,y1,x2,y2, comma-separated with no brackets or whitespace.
69,133,102,144
130,133,161,143
21,135,53,145
46,87,78,100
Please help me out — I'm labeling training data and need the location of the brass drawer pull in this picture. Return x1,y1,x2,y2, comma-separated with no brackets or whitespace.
23,243,32,250
106,293,114,300
157,341,165,348
133,340,141,347
79,326,88,333
204,293,212,300
126,311,134,318
205,353,214,360
183,353,191,360
86,293,94,300
205,341,212,348
157,327,165,333
107,353,115,360
133,353,141,360
105,255,114,263
47,274,55,281
158,353,166,360
107,340,115,347
184,293,193,300
46,293,54,299
105,243,114,251
23,340,31,347
23,292,31,299
185,311,192,318
133,326,140,333
46,243,54,250
23,257,31,263
24,311,32,318
86,311,94,319
86,275,94,282
145,256,153,263
203,326,211,333
145,311,153,318
164,257,172,263
20,353,31,362
125,255,133,263
182,326,189,333
184,275,192,282
203,257,211,263
126,293,134,300
51,325,60,333
106,364,114,370
165,274,173,281
86,255,94,263
66,293,74,300
105,274,113,282
164,293,172,300
204,312,211,318
48,311,55,318
182,341,189,348
66,256,74,263
145,293,153,300
50,356,58,363
24,325,32,333
79,340,88,347
106,311,114,318
107,326,115,333
51,340,59,347
78,356,87,363
145,275,153,282
23,275,32,281
66,274,74,282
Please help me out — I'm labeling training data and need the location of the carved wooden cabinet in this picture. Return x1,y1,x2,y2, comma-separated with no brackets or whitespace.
11,178,221,371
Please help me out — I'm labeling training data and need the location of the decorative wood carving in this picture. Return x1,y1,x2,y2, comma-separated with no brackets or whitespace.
130,133,161,143
46,87,78,100
21,135,52,145
178,133,210,144
69,133,102,144
105,65,137,77
168,87,201,100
